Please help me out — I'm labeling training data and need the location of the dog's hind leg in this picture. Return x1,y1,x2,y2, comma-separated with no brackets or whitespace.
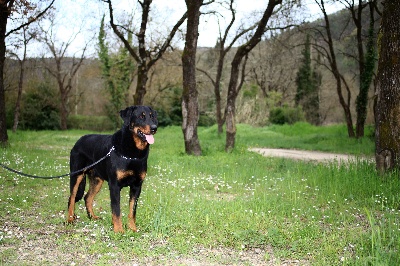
84,173,104,220
67,173,85,223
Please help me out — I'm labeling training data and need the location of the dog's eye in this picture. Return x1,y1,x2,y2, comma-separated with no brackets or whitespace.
139,113,145,119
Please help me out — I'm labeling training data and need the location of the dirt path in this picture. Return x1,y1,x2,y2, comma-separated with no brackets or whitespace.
249,147,372,163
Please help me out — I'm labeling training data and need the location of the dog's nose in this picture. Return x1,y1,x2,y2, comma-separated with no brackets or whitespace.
150,124,157,134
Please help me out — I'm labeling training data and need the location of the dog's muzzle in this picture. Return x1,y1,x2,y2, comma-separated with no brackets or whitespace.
150,124,157,135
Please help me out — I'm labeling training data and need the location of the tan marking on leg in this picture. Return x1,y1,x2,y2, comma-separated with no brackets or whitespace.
112,213,124,233
116,170,134,181
128,198,137,232
67,174,84,223
85,177,104,219
139,171,146,181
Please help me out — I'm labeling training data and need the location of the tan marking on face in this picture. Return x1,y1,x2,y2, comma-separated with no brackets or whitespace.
132,126,151,150
116,170,135,181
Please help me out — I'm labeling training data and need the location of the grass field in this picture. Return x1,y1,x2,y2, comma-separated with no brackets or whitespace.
1,123,399,265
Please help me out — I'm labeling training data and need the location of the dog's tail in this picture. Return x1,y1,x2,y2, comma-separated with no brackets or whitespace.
69,173,87,203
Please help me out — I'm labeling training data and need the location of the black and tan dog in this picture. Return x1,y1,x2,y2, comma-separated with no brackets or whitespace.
67,105,158,233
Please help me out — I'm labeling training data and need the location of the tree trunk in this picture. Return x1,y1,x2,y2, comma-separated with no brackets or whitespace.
0,2,9,147
60,85,68,130
134,65,147,105
215,51,224,135
225,56,241,152
375,1,400,174
12,58,24,132
13,30,28,133
355,0,376,138
181,0,202,156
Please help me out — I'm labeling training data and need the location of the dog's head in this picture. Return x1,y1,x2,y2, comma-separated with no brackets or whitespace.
120,106,158,148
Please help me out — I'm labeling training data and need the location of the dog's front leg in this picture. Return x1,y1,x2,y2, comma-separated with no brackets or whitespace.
128,185,142,232
109,183,124,233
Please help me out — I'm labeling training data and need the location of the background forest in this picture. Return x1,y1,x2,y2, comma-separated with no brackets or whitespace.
3,0,381,132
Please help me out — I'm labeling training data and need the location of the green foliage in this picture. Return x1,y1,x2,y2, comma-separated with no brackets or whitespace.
198,113,215,127
269,105,305,125
156,87,183,127
295,34,321,125
98,15,135,128
19,82,60,130
67,115,115,131
242,84,258,99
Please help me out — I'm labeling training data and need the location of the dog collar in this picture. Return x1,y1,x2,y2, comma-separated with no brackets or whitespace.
111,146,149,161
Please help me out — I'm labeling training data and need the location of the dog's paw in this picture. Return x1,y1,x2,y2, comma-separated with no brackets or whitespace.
66,214,77,224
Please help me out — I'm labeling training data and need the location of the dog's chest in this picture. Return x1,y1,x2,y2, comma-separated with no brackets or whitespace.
115,168,146,184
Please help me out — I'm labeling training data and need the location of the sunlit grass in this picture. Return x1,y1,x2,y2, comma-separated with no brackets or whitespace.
0,124,398,265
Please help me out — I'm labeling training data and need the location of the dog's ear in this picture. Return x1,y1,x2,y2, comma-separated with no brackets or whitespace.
120,106,136,126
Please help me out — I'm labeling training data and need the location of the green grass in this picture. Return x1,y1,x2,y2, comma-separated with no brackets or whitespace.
1,124,399,265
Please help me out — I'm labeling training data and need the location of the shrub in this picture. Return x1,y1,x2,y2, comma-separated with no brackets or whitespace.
67,115,115,131
19,83,60,130
269,106,305,125
198,113,215,127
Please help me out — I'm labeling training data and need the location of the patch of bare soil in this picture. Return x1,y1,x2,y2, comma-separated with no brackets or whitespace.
1,221,308,266
249,148,372,163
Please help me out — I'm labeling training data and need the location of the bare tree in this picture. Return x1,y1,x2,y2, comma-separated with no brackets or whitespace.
375,1,400,174
104,0,187,105
181,0,204,156
196,0,257,135
0,0,54,147
39,20,89,130
312,0,355,137
225,0,283,152
9,25,36,132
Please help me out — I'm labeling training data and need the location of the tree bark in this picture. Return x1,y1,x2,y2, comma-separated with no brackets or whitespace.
375,1,400,174
0,1,9,147
12,53,24,132
181,0,202,155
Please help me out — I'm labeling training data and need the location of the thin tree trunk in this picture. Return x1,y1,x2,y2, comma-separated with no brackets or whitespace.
12,58,24,132
375,1,400,174
319,0,355,137
12,29,28,132
215,51,225,135
181,0,202,155
0,2,9,147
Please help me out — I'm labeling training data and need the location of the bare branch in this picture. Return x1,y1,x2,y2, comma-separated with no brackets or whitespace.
6,0,55,37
